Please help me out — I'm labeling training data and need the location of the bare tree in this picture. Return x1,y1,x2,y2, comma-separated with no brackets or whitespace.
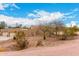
50,20,65,36
37,21,51,40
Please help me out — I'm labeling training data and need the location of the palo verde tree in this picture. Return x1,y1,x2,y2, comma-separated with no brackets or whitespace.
64,25,79,37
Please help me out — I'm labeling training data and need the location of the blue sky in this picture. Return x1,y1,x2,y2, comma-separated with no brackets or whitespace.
0,3,79,27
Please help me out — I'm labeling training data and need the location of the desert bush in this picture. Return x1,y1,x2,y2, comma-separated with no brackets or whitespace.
36,39,44,46
0,32,3,36
59,26,78,40
14,30,29,50
64,27,77,36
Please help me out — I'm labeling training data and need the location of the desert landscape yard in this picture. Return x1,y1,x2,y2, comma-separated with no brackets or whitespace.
0,28,79,56
0,3,79,56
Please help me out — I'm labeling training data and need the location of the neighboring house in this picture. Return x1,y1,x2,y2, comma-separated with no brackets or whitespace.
75,31,79,35
2,32,9,36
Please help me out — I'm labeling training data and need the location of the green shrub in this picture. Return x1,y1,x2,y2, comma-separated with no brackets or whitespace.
59,27,77,40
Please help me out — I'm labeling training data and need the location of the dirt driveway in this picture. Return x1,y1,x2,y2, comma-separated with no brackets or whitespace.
0,36,79,56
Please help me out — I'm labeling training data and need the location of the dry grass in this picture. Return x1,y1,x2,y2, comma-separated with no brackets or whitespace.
0,48,6,52
27,36,45,47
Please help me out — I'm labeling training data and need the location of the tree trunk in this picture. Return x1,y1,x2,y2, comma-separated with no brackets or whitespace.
55,26,58,36
43,32,46,40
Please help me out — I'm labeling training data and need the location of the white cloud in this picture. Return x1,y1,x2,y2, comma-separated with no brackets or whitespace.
63,8,78,20
28,10,64,23
64,15,76,19
11,3,20,9
0,14,39,26
34,10,50,17
0,9,77,27
64,8,79,16
0,10,64,26
66,21,77,27
0,3,20,10
0,3,9,10
73,8,79,11
27,13,37,18
50,12,64,20
0,4,4,10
